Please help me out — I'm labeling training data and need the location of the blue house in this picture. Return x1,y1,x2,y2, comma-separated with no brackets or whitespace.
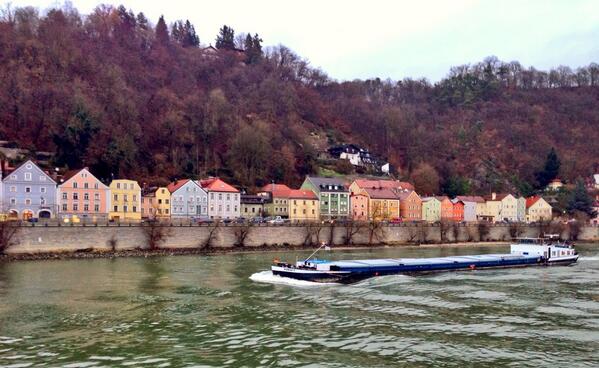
167,179,208,219
2,160,57,219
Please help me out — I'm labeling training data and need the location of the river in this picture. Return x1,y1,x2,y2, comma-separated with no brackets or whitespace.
0,244,598,367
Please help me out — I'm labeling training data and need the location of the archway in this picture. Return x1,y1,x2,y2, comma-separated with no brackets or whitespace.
8,210,18,219
38,210,52,219
22,210,33,221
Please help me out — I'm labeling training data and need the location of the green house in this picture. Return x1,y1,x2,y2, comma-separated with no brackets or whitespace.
300,176,350,219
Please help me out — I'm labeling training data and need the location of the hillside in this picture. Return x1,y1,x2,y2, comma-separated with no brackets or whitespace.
1,4,598,194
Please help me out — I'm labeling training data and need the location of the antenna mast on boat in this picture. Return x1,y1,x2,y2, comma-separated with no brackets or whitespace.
304,241,329,263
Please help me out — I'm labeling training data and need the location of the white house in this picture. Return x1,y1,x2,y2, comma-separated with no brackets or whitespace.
199,178,240,220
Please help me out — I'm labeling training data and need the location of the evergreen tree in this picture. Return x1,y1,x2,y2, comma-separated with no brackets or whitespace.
215,25,235,50
155,15,169,45
535,147,560,189
171,20,199,47
244,33,263,64
136,12,148,30
567,180,596,217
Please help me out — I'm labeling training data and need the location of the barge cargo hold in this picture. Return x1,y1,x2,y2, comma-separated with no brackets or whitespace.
270,238,579,284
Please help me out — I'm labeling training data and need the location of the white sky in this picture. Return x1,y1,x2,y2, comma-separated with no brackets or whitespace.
5,0,599,82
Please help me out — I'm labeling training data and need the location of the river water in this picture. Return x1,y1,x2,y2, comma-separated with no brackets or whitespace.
0,244,598,367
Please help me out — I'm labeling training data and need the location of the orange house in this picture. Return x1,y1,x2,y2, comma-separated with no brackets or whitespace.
451,200,465,222
350,191,369,221
436,196,454,221
397,190,422,221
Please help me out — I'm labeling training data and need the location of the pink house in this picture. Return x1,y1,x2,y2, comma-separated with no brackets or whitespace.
58,168,110,219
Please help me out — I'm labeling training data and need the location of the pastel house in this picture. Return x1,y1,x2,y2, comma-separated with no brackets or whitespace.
141,186,171,219
288,189,320,221
58,168,110,220
361,187,400,220
397,190,422,221
2,160,57,219
350,190,369,221
199,178,240,219
301,176,350,220
525,196,553,222
436,196,454,221
258,183,291,218
168,179,207,219
454,196,485,222
109,179,142,221
421,197,441,222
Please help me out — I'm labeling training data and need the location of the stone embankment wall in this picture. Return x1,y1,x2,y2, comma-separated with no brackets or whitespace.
5,222,598,254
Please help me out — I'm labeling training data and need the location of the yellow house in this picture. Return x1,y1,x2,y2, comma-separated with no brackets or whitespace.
526,196,552,222
109,179,142,221
141,187,171,219
362,188,400,221
421,197,441,222
288,189,320,221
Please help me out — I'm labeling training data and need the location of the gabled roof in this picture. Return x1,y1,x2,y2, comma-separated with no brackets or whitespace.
288,189,318,200
362,187,399,200
435,196,451,203
455,195,486,203
3,159,56,184
353,179,414,191
259,183,292,198
167,179,191,193
422,196,441,203
396,190,420,201
60,167,107,188
526,196,544,209
483,193,512,201
199,177,239,193
306,176,348,192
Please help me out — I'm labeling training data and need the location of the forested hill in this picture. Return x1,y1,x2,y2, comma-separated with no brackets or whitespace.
1,4,598,195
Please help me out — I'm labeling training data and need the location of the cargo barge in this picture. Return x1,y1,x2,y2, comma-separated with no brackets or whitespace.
270,237,579,284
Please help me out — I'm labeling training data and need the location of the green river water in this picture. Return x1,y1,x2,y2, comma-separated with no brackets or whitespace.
1,244,598,367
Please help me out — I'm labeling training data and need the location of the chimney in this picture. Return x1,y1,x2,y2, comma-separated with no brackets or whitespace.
492,192,496,200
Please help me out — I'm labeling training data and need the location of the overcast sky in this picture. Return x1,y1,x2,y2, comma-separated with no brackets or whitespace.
6,0,599,82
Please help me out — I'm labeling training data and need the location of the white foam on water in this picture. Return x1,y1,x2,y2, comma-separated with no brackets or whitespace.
249,271,338,287
579,256,599,261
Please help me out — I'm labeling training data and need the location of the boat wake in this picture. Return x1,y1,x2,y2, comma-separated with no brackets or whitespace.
579,256,599,261
249,271,338,287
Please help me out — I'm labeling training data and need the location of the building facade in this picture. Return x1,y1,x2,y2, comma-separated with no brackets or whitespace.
108,179,142,221
525,196,553,222
436,196,454,221
452,200,465,222
141,187,171,219
58,168,110,220
362,188,400,220
2,160,57,219
240,195,266,218
301,176,350,219
350,191,369,221
516,197,526,222
200,178,240,219
258,183,291,217
168,180,207,219
398,190,422,221
421,197,441,222
499,194,519,222
288,189,319,221
454,196,485,222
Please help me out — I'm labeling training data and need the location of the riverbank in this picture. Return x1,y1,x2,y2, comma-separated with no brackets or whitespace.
0,241,521,262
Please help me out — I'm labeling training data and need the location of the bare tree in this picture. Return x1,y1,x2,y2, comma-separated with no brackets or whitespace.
439,221,451,243
477,221,490,242
233,222,253,247
451,222,459,243
367,220,386,245
567,221,581,241
141,220,172,250
0,221,20,254
107,234,118,252
202,220,221,249
509,222,524,239
342,220,365,245
303,221,324,246
328,220,337,246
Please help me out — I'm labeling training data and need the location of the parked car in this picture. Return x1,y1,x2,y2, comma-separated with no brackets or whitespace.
196,218,214,224
390,217,403,224
250,216,265,224
233,217,247,224
267,216,285,225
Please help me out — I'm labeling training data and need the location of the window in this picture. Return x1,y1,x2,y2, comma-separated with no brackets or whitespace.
24,172,32,181
158,199,162,204
124,195,128,202
226,194,230,200
84,204,89,212
62,193,67,200
219,193,222,200
10,186,16,192
62,204,67,211
130,184,133,190
73,193,78,200
95,193,99,201
40,187,46,193
133,206,137,212
10,198,16,205
25,187,31,193
124,205,128,213
73,203,78,211
166,199,170,204
117,183,121,189
114,194,118,201
84,183,89,189
41,197,46,205
94,204,99,212
84,193,89,201
94,183,98,189
11,174,16,180
73,182,78,189
114,205,118,212
133,195,137,202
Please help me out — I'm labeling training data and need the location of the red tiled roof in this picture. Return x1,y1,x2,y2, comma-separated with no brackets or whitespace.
259,183,292,198
288,189,317,200
363,187,399,200
62,168,84,183
354,179,414,191
526,196,542,209
199,178,239,193
167,179,190,193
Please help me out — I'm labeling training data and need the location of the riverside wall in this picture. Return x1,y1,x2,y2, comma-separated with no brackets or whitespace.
4,222,599,254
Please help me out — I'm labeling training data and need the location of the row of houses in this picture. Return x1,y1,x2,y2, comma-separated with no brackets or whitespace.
0,160,553,223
